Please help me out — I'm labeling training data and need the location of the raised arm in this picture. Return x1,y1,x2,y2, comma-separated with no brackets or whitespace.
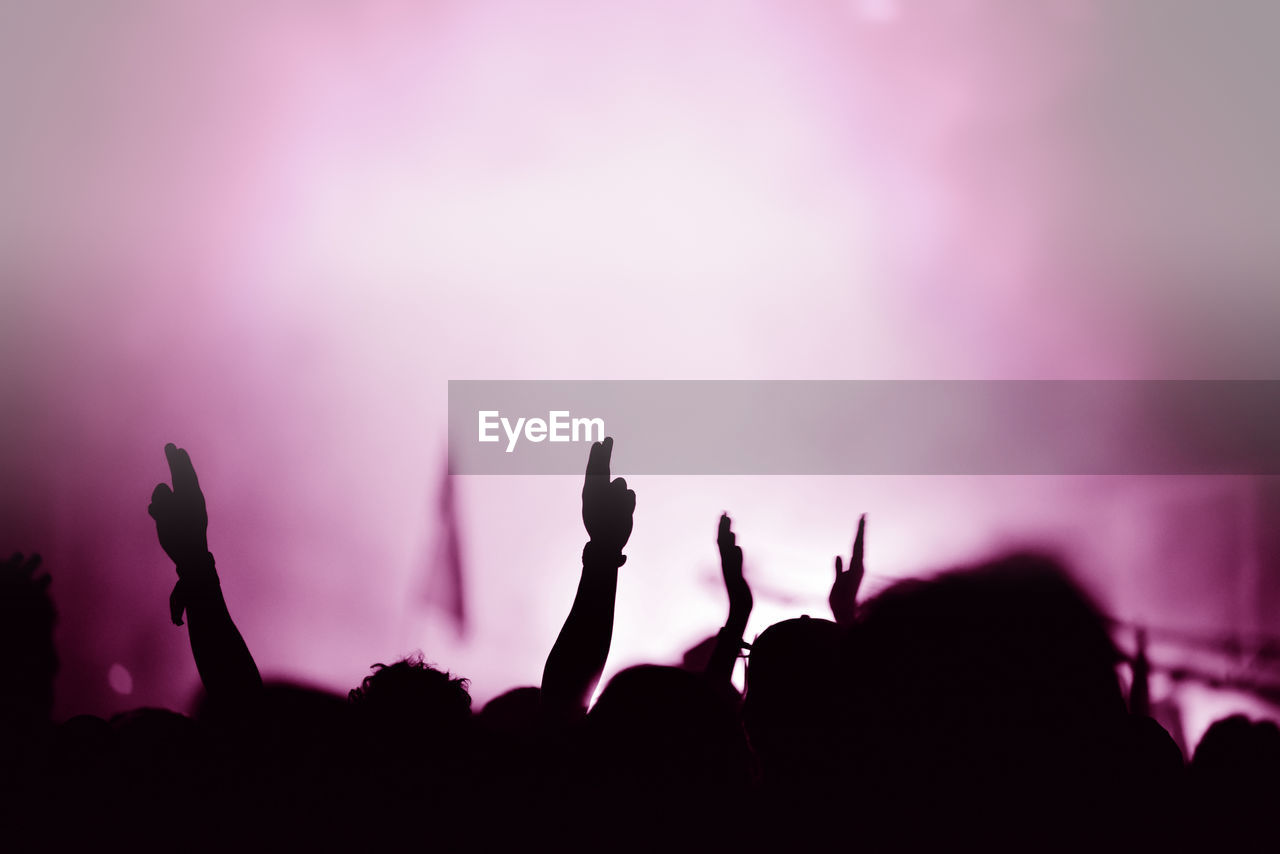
148,443,262,706
706,513,752,686
540,437,635,723
829,514,866,627
1129,628,1150,717
0,552,56,729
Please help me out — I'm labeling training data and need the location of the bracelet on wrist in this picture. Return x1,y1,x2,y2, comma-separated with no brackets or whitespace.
582,541,626,568
169,552,221,626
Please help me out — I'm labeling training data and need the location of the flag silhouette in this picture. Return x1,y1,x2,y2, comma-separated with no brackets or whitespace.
421,456,467,637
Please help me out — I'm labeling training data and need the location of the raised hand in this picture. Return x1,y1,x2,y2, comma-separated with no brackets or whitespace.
148,443,209,568
706,513,753,686
0,552,49,592
542,438,634,720
145,442,261,699
717,513,752,627
581,436,635,565
829,514,866,626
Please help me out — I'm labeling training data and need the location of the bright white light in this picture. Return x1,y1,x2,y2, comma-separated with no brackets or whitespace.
857,0,900,23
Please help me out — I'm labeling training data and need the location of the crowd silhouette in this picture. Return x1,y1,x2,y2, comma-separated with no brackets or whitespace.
1,438,1277,850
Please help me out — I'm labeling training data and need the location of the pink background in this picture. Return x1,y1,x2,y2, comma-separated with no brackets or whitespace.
3,0,1279,748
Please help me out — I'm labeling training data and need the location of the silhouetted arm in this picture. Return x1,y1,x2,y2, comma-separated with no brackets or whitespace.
1130,628,1150,717
0,552,54,728
148,443,262,705
541,544,621,722
707,513,751,686
829,514,866,626
541,437,635,723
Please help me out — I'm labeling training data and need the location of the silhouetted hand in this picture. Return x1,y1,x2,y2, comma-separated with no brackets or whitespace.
581,436,635,565
148,443,209,568
542,438,634,720
0,550,46,583
145,443,261,696
829,514,865,626
705,514,752,685
717,513,752,625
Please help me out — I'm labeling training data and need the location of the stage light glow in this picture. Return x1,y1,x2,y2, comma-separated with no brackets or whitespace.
2,0,1279,745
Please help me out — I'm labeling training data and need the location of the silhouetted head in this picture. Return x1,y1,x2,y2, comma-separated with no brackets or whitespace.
745,616,842,723
842,553,1128,842
0,553,57,727
348,654,472,732
479,686,541,738
742,616,843,784
346,654,474,823
586,664,751,789
1189,714,1280,843
1192,713,1280,795
575,664,752,847
1192,714,1280,779
231,681,353,761
112,707,202,766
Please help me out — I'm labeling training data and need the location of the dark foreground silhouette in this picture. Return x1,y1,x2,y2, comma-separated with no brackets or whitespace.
0,439,1275,851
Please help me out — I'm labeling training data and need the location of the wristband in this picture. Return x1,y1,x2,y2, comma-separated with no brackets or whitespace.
582,541,626,568
170,552,221,626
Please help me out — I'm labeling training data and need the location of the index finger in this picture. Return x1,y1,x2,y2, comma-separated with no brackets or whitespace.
584,436,613,480
717,513,732,545
164,443,201,494
852,513,866,569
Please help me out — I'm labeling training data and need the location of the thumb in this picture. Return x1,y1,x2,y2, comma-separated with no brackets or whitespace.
149,483,174,520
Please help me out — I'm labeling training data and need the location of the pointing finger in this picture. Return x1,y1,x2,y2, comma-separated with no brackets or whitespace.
852,514,866,571
164,443,201,494
585,436,613,478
